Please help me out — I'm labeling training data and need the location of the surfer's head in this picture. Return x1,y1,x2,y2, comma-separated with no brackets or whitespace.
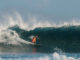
36,35,38,37
35,35,39,37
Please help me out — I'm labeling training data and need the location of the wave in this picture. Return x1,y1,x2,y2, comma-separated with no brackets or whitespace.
0,12,80,53
7,25,80,53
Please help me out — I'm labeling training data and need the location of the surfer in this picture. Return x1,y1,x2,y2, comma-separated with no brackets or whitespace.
32,35,40,44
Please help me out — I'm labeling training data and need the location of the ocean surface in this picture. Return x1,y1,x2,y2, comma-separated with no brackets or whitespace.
0,19,80,60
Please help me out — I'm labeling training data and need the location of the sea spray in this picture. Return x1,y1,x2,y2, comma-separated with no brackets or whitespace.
1,12,80,31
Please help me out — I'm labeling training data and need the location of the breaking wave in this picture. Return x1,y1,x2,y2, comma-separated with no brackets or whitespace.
0,12,80,53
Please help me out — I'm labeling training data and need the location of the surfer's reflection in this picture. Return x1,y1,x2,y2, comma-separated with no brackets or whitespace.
32,48,37,53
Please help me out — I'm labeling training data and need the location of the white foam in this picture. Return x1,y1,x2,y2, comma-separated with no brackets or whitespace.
0,29,34,45
52,52,79,60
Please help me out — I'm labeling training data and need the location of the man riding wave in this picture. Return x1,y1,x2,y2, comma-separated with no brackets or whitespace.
32,35,40,44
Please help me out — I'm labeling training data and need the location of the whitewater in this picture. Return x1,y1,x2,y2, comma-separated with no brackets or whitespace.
0,12,80,60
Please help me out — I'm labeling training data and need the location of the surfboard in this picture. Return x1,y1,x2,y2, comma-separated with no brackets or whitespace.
33,43,42,47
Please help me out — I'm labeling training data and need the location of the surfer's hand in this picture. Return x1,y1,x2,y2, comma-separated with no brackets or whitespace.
39,38,40,40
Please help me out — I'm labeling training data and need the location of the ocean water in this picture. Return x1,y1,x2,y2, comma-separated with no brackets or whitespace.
0,53,80,60
0,13,80,60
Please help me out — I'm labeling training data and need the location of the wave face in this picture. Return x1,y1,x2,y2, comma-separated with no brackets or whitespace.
8,25,80,53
